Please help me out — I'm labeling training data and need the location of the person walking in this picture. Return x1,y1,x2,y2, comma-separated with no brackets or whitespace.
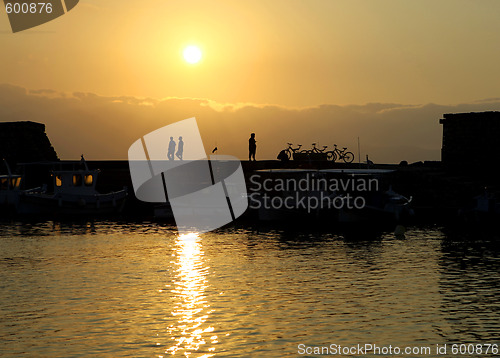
176,136,184,160
167,137,176,161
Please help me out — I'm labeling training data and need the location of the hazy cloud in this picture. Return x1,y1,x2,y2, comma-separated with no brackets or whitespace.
2,83,500,163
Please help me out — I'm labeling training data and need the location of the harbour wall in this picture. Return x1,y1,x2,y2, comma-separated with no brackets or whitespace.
15,159,498,222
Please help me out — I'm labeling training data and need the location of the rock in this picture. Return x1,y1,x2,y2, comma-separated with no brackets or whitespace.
0,121,58,165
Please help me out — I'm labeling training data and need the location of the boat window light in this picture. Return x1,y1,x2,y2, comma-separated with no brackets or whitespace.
56,175,62,187
73,175,82,186
0,178,7,190
10,177,21,189
84,174,93,186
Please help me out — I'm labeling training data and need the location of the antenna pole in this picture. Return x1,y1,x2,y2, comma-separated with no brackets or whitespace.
357,137,361,167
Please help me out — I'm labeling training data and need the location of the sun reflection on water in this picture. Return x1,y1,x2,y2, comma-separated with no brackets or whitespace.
166,233,216,357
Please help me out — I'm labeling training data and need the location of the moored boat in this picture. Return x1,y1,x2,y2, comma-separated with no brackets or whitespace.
17,156,127,215
0,159,23,213
248,168,413,224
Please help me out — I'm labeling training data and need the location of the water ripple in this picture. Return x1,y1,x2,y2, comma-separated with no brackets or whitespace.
0,222,498,357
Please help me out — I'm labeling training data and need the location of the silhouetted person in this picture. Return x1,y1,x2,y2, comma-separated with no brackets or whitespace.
176,136,184,160
168,137,176,161
249,133,256,161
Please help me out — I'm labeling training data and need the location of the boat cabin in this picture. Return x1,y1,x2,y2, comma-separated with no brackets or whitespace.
1,160,22,191
51,169,100,195
0,175,22,191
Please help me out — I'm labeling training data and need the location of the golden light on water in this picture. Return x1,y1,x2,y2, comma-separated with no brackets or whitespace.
178,232,200,241
166,233,215,357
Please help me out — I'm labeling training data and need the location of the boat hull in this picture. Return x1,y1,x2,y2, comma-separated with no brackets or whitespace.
17,190,127,215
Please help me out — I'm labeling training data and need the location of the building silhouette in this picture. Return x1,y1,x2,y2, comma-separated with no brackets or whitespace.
440,111,500,167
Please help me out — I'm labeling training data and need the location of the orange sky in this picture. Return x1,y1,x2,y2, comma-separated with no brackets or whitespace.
2,0,500,161
3,0,500,106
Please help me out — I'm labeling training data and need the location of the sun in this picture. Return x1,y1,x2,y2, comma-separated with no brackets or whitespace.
183,45,202,64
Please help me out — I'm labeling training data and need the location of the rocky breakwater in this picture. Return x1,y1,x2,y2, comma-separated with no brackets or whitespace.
0,121,58,165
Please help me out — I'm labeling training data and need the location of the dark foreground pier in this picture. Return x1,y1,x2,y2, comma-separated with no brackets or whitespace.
3,115,500,224
16,159,499,224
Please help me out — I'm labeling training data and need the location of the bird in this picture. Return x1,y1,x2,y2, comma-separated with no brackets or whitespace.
365,155,374,167
212,147,218,154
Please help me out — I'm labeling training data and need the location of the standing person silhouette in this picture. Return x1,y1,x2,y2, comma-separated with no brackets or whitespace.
176,136,184,160
249,133,257,161
167,136,176,161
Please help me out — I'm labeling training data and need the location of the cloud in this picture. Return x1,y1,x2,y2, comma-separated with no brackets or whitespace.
2,83,500,163
29,88,57,95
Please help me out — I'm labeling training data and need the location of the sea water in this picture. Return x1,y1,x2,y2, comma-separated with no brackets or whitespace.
0,221,498,357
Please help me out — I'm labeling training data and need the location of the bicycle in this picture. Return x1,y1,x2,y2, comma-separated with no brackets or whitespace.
299,143,328,154
284,143,302,160
310,143,328,153
299,143,329,161
327,144,355,163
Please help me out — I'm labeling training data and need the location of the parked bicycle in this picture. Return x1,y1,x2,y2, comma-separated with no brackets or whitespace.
284,143,302,159
327,144,355,163
311,143,329,153
296,143,329,161
300,143,328,154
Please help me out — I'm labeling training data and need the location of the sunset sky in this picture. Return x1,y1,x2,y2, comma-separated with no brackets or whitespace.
2,0,500,162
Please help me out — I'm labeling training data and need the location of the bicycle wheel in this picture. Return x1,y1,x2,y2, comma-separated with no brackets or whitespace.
286,150,292,160
342,151,355,163
327,151,336,161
